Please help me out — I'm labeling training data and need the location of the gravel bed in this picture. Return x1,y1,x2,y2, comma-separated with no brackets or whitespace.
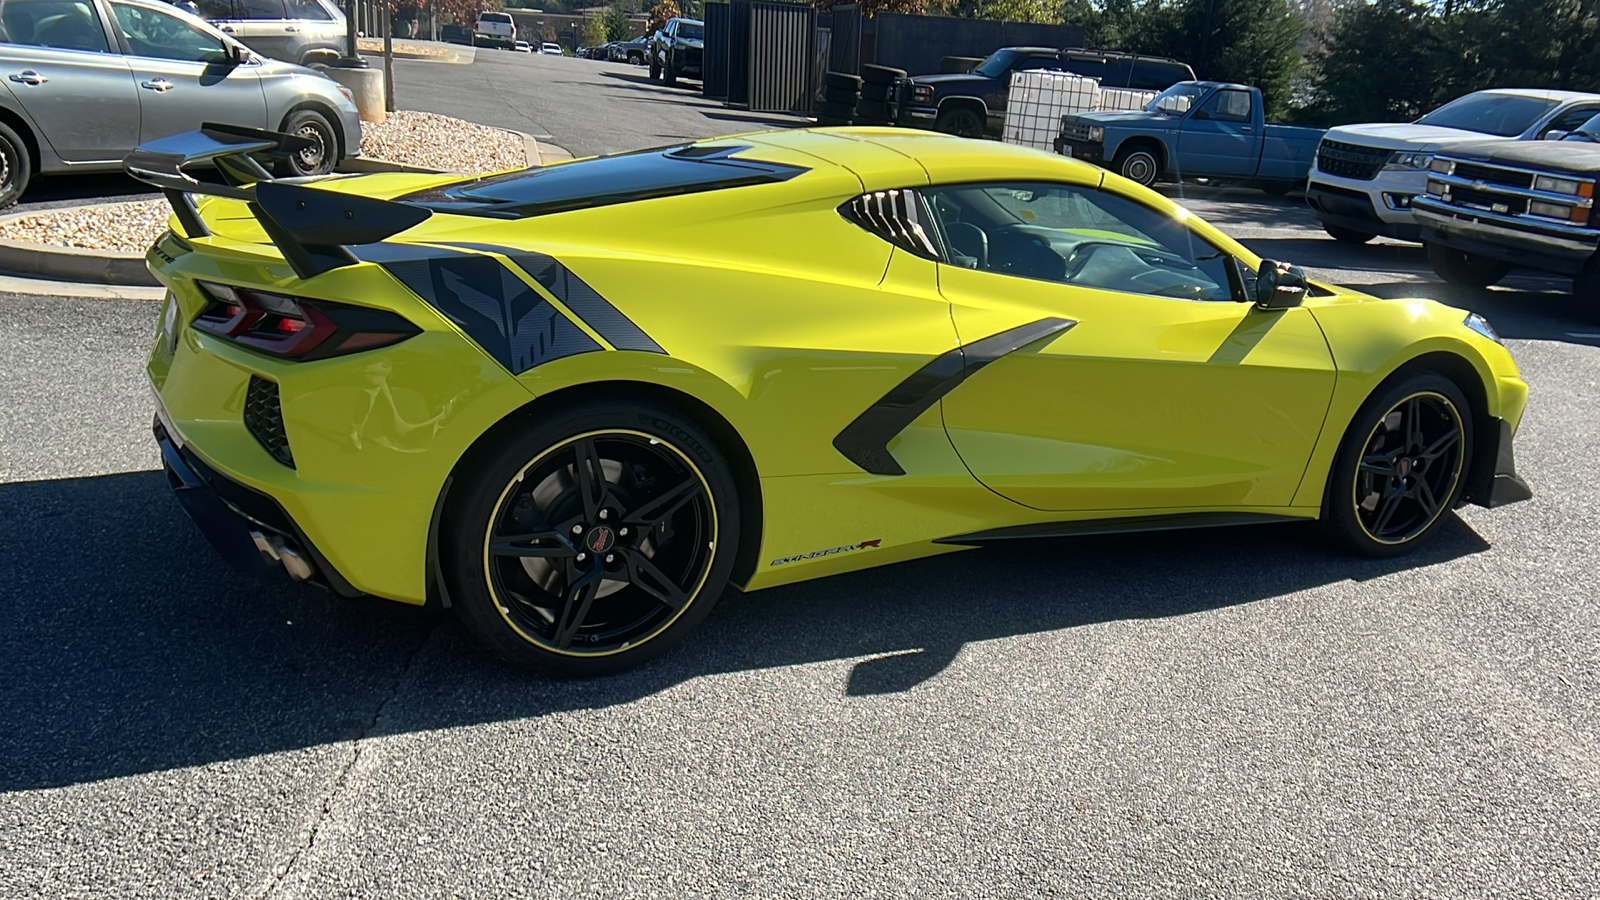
355,38,453,57
0,112,528,253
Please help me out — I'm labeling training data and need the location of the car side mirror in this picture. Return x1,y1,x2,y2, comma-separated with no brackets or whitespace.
1255,259,1307,310
1542,130,1570,141
222,41,245,65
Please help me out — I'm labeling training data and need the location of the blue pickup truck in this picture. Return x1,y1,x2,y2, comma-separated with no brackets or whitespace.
1056,81,1324,194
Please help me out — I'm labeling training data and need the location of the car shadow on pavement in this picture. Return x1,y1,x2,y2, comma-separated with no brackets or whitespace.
1346,281,1599,347
0,468,1488,792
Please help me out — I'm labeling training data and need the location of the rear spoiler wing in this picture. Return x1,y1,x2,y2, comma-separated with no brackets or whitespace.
123,123,431,280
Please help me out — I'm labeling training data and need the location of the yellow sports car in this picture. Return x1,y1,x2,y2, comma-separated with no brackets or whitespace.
132,124,1531,676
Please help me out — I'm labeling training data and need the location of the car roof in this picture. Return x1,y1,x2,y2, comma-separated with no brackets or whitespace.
1471,88,1600,102
734,127,1101,190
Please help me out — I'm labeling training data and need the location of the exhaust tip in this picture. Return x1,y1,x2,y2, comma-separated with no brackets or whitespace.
249,529,316,581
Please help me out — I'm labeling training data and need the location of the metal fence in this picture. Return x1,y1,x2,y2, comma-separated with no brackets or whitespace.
747,1,816,113
827,3,861,75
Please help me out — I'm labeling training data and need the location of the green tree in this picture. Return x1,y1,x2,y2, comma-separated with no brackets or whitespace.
1134,0,1304,119
602,5,632,40
581,13,606,45
1306,0,1445,123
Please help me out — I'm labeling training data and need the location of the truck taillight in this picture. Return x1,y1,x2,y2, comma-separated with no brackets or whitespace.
193,282,420,361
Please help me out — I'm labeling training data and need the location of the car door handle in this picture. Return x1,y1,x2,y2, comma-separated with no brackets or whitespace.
283,25,298,32
219,24,235,32
141,78,174,92
1241,125,1254,132
8,70,47,85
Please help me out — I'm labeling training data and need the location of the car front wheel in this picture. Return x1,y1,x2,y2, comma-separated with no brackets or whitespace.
1111,145,1160,187
1322,372,1473,558
278,109,338,177
446,400,741,676
648,58,660,80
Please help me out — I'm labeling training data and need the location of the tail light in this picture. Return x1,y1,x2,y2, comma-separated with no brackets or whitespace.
193,282,420,361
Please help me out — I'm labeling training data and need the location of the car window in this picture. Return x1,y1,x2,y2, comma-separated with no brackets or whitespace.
676,20,701,40
194,0,234,17
1539,105,1600,138
1059,57,1107,82
1129,60,1192,90
925,182,1237,302
112,0,229,62
1199,89,1252,123
1014,55,1060,73
235,0,282,17
0,0,112,53
1416,92,1561,137
283,0,328,18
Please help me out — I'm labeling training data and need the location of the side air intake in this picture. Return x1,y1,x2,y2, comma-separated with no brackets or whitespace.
840,190,941,260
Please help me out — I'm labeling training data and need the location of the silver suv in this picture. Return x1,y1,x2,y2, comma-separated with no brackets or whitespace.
0,0,361,206
195,0,344,68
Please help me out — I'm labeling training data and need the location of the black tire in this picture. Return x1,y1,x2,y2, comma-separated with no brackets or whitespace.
856,99,891,121
815,100,856,120
822,86,859,106
934,105,985,138
860,81,892,103
1323,224,1376,244
277,108,338,177
648,58,660,80
1574,256,1600,324
1426,241,1510,287
1111,144,1160,186
0,120,32,210
446,399,741,676
663,62,677,86
860,63,905,86
1259,181,1295,197
823,71,862,91
628,51,643,65
1322,372,1473,558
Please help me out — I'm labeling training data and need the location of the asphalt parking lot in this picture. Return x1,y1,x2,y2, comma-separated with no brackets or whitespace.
3,53,1599,899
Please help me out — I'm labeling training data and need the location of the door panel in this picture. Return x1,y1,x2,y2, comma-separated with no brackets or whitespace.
110,0,266,143
939,266,1336,511
1177,89,1257,177
0,0,138,161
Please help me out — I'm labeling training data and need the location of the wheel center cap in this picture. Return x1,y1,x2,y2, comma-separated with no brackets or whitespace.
585,525,616,554
1398,457,1413,477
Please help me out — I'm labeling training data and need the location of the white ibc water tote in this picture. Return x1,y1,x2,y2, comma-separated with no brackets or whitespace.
1001,72,1163,151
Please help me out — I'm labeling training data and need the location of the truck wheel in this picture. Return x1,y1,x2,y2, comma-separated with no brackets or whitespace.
663,62,677,86
0,121,33,210
1111,146,1159,187
1573,257,1600,324
1426,242,1510,287
934,106,984,138
1323,224,1376,244
649,58,660,80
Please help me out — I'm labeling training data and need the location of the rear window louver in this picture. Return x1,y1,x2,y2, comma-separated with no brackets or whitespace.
840,190,941,259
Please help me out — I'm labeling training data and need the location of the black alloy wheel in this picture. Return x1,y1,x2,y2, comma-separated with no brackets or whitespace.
449,402,740,676
1324,373,1472,557
0,120,32,209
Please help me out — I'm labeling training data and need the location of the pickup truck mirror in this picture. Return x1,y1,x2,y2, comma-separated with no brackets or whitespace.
1542,130,1570,141
1254,259,1307,310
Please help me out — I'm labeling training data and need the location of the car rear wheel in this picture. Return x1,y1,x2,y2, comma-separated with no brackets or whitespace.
1426,241,1510,287
0,121,32,210
1322,373,1472,558
934,106,984,138
1323,224,1376,244
1111,145,1159,186
447,401,740,676
278,109,338,177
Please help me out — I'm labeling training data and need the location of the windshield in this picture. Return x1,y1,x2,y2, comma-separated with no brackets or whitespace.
1146,82,1207,115
973,49,1022,78
1416,92,1561,137
677,21,702,40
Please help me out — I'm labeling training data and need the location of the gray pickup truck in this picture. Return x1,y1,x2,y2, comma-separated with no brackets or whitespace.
1412,116,1600,322
1057,81,1323,194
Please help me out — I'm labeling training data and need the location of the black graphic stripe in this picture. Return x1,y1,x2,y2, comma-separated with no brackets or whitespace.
512,253,666,354
832,318,1077,476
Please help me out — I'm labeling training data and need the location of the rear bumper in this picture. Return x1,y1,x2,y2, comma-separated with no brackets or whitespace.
1465,417,1533,509
156,415,363,596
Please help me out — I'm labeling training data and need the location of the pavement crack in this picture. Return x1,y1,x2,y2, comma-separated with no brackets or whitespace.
254,617,440,900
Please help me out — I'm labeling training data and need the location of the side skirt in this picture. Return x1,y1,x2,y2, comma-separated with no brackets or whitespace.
934,511,1311,545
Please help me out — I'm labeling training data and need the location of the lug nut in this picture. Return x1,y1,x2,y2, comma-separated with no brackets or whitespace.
572,524,583,534
577,552,587,562
599,509,609,520
605,554,614,563
619,527,629,537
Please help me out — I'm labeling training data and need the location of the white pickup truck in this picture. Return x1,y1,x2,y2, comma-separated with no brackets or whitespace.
1306,89,1600,244
474,11,517,50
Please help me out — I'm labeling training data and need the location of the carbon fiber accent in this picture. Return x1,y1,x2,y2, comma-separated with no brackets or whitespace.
511,253,666,353
381,254,601,374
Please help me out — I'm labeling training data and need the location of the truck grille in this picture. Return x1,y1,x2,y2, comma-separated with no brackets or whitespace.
1060,119,1093,142
1448,186,1528,216
1316,139,1389,181
1451,161,1534,191
245,376,294,468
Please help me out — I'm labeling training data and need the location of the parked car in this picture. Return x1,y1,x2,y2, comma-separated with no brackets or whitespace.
539,40,561,55
894,47,1195,138
0,0,360,207
439,22,471,45
1306,88,1600,244
647,16,699,85
1413,129,1600,322
610,35,646,64
196,0,344,68
132,125,1529,676
1056,81,1323,194
513,40,530,52
473,10,513,49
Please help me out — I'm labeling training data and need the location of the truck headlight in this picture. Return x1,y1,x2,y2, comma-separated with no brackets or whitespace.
1464,311,1500,344
1086,125,1104,142
1533,174,1591,197
909,85,932,103
1385,151,1434,171
1430,157,1455,175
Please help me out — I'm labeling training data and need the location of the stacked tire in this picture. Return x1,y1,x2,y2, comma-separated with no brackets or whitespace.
817,71,860,126
855,64,904,126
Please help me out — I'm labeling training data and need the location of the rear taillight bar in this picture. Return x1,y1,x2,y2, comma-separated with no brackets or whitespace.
194,282,420,361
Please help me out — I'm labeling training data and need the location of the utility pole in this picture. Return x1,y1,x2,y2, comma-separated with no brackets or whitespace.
384,3,396,112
